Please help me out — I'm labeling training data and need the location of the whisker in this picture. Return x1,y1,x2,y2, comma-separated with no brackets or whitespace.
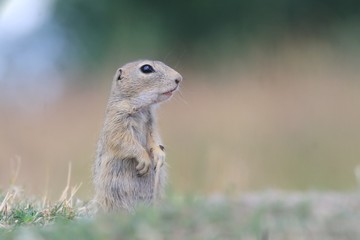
176,89,188,105
163,49,174,63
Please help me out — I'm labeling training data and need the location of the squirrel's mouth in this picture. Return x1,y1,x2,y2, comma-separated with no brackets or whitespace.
162,86,178,96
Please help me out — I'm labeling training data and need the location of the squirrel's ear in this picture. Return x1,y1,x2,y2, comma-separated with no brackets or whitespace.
115,68,123,81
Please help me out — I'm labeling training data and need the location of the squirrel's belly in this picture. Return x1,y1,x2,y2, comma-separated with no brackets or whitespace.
102,157,166,210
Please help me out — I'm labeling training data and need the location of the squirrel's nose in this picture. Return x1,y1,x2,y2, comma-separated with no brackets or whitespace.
174,75,182,84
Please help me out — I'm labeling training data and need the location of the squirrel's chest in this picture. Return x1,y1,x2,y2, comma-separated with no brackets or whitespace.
130,111,151,147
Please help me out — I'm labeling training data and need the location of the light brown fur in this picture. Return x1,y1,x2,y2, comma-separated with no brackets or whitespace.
93,60,182,212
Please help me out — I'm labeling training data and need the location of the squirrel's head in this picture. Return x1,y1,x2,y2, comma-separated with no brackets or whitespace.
111,60,182,107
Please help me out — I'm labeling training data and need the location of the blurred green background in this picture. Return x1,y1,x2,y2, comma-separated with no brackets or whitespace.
1,0,360,200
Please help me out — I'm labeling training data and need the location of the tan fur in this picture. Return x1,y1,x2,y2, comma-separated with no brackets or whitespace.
93,60,182,212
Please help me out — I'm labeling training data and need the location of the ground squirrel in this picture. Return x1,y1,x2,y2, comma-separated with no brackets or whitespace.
93,60,182,212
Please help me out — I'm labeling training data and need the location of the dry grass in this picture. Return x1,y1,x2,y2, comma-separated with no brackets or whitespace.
0,163,91,229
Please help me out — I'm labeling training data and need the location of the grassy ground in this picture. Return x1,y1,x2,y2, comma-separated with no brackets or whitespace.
1,185,360,240
1,50,360,239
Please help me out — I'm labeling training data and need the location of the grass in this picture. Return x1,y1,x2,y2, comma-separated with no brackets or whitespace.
1,184,360,240
1,52,360,239
0,164,360,239
0,186,85,229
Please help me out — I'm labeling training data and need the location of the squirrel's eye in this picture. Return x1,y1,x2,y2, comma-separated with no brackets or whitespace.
140,64,155,74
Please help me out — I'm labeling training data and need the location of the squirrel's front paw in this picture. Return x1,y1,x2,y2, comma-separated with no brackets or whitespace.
151,145,166,170
136,157,151,176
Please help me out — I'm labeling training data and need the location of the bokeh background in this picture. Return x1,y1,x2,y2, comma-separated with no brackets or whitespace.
1,0,360,200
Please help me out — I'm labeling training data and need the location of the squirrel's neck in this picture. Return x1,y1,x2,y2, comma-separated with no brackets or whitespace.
105,97,156,121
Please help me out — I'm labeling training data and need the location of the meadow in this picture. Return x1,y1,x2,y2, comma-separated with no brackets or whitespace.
1,48,360,239
1,185,360,239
